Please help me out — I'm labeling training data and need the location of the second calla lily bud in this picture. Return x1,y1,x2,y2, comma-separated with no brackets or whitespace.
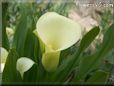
16,57,35,78
36,12,81,72
0,47,8,73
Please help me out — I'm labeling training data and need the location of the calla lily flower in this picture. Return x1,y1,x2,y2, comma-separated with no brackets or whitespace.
36,12,81,72
0,47,8,73
16,57,35,78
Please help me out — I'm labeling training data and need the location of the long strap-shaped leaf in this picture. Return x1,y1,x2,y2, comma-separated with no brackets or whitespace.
2,49,22,84
2,3,9,50
86,70,109,84
12,4,42,83
72,23,114,83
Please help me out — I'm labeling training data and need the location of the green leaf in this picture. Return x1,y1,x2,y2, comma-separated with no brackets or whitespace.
92,23,114,70
2,49,22,84
12,5,29,56
12,5,42,82
23,64,38,83
72,23,114,82
73,53,98,82
2,3,9,50
12,5,39,61
78,26,100,54
86,70,109,84
0,73,2,84
72,26,100,68
99,23,114,57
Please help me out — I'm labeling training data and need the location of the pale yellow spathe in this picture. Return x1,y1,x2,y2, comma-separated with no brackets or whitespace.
16,57,34,78
36,12,81,51
0,47,8,73
42,51,60,72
